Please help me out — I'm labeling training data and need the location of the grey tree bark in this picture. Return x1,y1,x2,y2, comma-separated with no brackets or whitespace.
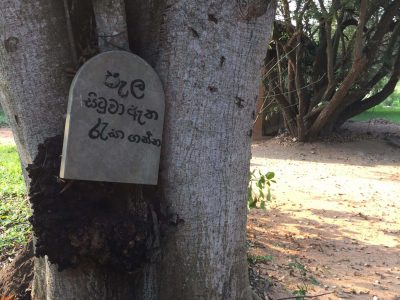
154,2,276,298
0,1,142,299
92,0,129,51
0,0,276,299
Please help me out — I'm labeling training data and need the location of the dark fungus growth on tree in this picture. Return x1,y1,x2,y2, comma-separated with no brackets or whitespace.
27,136,159,272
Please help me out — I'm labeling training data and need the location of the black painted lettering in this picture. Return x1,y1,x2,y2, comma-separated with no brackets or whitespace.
131,79,145,99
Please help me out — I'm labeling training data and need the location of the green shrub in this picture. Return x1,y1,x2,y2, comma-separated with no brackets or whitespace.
0,110,8,126
248,170,275,209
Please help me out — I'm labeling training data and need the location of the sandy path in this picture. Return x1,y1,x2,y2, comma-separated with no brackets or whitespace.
249,122,400,299
0,127,14,145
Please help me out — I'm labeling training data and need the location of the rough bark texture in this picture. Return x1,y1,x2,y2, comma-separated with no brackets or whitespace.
126,2,276,297
92,0,129,51
0,0,71,169
1,0,276,299
0,1,149,299
154,1,276,298
125,0,166,66
253,82,266,139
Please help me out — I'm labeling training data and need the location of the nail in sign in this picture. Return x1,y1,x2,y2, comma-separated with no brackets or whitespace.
60,51,165,184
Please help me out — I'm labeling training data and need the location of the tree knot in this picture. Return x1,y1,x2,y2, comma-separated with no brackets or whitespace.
236,0,272,21
4,37,19,53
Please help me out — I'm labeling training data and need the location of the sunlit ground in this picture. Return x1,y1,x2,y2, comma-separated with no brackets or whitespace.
248,130,400,299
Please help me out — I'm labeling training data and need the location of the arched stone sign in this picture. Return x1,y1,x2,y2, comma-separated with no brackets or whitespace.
60,51,165,184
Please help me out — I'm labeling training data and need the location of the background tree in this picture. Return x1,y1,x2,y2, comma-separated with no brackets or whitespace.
261,0,400,141
0,0,276,299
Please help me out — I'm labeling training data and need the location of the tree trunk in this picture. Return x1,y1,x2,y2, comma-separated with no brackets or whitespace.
92,0,129,51
307,56,368,139
0,0,276,299
0,0,71,169
0,1,147,299
156,2,276,297
253,68,268,139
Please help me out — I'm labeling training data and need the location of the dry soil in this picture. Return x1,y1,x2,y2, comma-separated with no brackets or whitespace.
249,121,400,300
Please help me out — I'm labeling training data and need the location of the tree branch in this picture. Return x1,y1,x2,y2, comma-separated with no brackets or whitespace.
281,0,292,32
343,20,400,107
365,0,400,61
271,83,298,136
308,52,367,138
92,0,129,51
308,0,371,138
332,9,343,66
63,0,78,66
353,0,367,61
276,44,284,91
339,49,400,121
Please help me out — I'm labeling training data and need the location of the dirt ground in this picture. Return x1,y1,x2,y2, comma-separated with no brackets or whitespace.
1,121,399,299
249,120,400,300
0,128,13,145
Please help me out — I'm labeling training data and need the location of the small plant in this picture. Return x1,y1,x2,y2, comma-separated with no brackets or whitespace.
288,258,307,275
308,276,320,286
247,169,275,209
288,256,322,297
247,254,273,265
289,259,309,299
292,284,308,300
0,109,8,127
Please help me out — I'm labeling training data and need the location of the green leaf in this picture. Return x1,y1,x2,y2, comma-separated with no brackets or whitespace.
309,276,320,286
248,168,275,210
249,200,257,208
267,189,271,202
260,200,266,210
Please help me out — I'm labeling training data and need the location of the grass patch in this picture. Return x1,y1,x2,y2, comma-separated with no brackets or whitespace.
247,254,273,265
0,144,31,256
0,110,8,127
352,106,400,123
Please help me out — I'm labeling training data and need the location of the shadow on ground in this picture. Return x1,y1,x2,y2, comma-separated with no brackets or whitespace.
248,208,400,300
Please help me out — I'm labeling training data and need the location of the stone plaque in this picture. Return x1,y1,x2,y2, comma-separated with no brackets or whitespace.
60,51,165,184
